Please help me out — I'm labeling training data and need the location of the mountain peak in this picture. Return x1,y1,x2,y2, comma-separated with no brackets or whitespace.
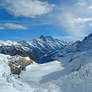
40,35,45,38
39,35,53,41
39,35,46,40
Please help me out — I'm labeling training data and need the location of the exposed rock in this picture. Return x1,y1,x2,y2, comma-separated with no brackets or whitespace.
8,56,34,77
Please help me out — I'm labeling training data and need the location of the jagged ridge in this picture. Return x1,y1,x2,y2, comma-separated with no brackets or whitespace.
0,35,69,63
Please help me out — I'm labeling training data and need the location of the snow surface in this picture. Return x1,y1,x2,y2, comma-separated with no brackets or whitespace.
0,40,21,46
0,49,92,92
21,61,64,82
0,54,64,92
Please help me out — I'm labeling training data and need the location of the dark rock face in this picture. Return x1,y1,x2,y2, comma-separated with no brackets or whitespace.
0,36,69,63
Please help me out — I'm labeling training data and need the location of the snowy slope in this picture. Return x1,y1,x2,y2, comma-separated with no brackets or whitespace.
21,61,63,82
0,54,21,92
78,33,92,51
0,50,92,92
0,40,20,46
0,54,64,92
0,34,92,92
20,50,92,92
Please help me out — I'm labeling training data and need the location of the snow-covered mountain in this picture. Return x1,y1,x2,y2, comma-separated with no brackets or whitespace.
0,35,69,63
0,46,92,92
63,33,92,52
78,33,92,51
0,34,92,92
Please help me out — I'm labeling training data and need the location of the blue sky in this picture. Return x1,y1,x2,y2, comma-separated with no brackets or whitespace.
0,0,92,41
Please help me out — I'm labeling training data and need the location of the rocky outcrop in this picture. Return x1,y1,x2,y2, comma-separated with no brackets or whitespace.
8,56,34,77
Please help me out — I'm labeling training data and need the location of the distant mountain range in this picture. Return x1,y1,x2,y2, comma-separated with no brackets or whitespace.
0,35,69,63
0,33,92,64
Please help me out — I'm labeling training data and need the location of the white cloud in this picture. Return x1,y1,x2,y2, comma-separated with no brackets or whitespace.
88,6,92,9
75,17,92,23
0,0,55,18
0,27,5,30
88,23,92,26
56,35,86,41
4,23,27,30
75,2,86,6
52,0,92,41
54,12,85,40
